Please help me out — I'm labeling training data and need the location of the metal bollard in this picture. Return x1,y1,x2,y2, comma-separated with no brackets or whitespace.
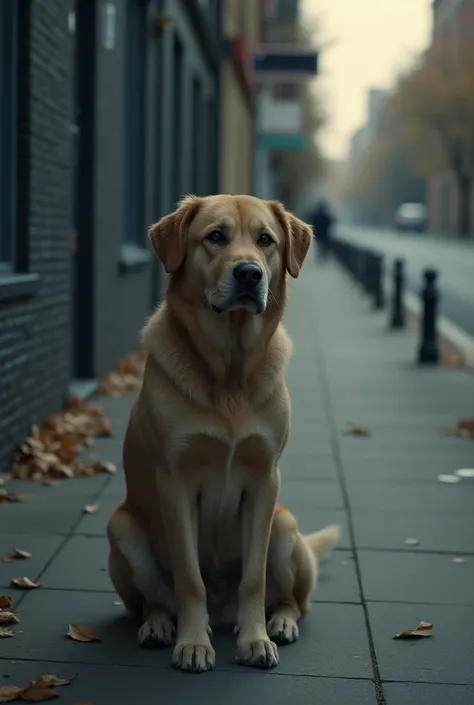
390,258,405,329
372,254,385,309
418,268,440,364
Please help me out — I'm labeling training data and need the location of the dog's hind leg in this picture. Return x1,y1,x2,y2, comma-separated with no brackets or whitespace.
266,507,304,645
107,505,176,648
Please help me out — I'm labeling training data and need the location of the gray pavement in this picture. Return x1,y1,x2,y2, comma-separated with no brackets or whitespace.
337,224,474,337
1,257,474,703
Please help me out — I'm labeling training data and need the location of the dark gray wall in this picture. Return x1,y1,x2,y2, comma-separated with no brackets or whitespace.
0,0,75,473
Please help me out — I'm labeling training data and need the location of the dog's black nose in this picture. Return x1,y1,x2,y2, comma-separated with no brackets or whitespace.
233,262,263,286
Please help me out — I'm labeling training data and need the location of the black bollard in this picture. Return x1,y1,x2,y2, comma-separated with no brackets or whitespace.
372,254,385,309
418,268,440,364
362,250,373,294
390,258,405,329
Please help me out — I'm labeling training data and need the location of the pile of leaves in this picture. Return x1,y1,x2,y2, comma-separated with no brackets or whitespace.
10,395,116,482
98,351,146,397
0,673,76,703
444,418,474,439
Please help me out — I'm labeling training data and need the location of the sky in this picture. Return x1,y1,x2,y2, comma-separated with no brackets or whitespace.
301,0,432,159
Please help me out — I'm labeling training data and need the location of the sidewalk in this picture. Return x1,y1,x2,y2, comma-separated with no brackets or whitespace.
1,256,473,704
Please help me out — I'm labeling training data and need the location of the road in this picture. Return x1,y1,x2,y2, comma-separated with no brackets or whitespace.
337,225,474,337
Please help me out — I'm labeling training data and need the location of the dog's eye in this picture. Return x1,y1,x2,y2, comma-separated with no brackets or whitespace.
258,233,274,247
206,230,227,245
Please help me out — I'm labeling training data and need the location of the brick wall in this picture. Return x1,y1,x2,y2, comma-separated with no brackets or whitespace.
0,0,74,473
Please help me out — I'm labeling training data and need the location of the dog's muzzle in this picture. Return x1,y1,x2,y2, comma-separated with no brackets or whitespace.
211,262,267,314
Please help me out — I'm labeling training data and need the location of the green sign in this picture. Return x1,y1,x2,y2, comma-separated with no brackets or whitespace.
258,133,306,151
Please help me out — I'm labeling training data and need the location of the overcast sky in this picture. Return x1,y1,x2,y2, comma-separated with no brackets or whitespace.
301,0,432,159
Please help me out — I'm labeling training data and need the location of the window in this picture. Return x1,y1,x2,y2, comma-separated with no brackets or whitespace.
124,0,147,245
0,1,17,271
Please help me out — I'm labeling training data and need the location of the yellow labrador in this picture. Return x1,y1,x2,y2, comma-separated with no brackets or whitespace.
107,194,340,673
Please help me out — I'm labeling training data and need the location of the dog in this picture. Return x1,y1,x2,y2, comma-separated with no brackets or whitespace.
107,194,340,673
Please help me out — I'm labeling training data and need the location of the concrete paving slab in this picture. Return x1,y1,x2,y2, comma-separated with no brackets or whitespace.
0,534,64,588
384,682,474,705
359,549,474,605
280,480,344,509
1,661,379,705
347,480,474,515
4,589,373,678
367,602,474,684
353,509,474,554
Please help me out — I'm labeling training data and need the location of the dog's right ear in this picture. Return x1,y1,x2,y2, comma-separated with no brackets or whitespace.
148,195,203,273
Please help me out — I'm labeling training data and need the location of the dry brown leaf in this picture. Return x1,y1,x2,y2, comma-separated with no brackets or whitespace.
444,418,474,439
92,461,117,474
0,612,19,625
10,395,114,482
29,676,75,689
83,504,99,514
19,688,60,702
11,577,41,590
0,595,13,609
344,422,371,437
12,549,32,560
0,685,24,702
393,621,433,639
67,624,101,643
0,489,22,504
2,557,16,564
0,628,14,638
99,351,146,396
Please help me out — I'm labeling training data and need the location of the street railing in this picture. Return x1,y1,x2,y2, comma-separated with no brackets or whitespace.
328,235,440,365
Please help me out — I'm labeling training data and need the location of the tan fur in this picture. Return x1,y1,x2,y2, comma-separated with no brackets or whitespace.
106,194,340,673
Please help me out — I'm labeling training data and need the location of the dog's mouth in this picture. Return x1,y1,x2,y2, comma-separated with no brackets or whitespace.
211,293,265,315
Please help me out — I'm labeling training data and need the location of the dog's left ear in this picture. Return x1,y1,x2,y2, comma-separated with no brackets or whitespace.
268,201,313,278
148,195,203,273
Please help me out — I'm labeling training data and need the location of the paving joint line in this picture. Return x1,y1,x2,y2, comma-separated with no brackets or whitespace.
311,325,386,705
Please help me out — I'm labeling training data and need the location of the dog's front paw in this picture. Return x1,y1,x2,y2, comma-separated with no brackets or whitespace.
235,637,279,668
138,612,175,649
267,615,299,645
172,641,215,673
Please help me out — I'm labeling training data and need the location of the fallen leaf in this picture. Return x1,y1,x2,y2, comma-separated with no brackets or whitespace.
20,688,60,702
112,600,122,606
452,557,465,564
0,628,14,638
444,418,474,438
83,504,99,514
0,596,12,609
67,624,101,643
344,422,371,437
92,461,116,474
10,395,114,482
404,538,420,547
455,468,474,478
11,577,41,590
393,621,433,639
437,474,461,484
0,489,22,504
12,549,32,560
2,558,16,564
29,676,75,689
99,351,146,397
0,685,24,702
0,612,19,625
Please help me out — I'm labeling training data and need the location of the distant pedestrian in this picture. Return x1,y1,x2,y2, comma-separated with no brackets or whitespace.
308,200,335,259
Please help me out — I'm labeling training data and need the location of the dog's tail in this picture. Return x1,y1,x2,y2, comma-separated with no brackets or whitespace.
303,524,341,559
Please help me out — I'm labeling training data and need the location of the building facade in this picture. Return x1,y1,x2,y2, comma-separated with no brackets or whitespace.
0,0,222,474
428,0,474,235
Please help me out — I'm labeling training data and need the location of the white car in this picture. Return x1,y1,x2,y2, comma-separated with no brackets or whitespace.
395,203,427,233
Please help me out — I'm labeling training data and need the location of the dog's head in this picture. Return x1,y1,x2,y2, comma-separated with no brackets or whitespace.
149,194,312,315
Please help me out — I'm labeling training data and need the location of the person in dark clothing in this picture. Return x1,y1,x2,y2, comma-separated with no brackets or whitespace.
308,200,335,258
